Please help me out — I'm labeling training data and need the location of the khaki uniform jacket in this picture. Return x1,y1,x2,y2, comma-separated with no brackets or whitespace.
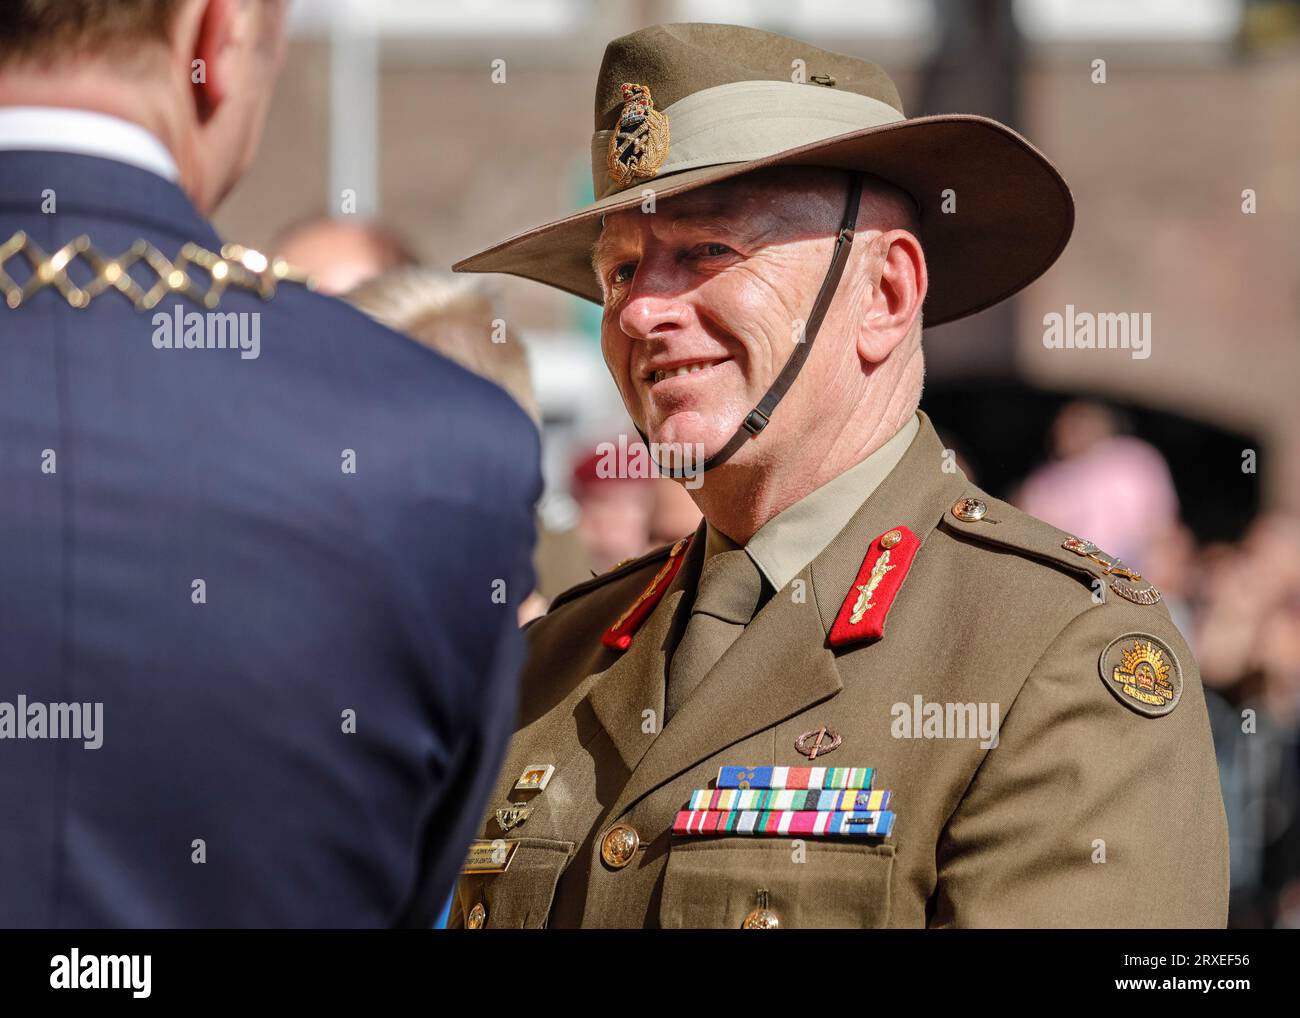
452,417,1229,928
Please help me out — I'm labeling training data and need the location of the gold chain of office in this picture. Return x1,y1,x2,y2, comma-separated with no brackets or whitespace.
0,230,313,311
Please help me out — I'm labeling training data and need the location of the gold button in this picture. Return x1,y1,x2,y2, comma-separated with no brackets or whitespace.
600,823,640,869
880,529,903,549
950,497,987,523
466,902,486,929
742,890,780,928
742,907,781,929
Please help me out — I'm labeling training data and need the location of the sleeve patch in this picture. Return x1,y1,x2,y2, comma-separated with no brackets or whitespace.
1099,632,1183,718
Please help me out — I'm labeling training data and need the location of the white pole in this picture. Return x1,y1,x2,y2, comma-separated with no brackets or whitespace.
328,0,379,218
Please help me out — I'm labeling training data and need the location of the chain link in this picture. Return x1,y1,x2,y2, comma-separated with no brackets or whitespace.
0,231,313,311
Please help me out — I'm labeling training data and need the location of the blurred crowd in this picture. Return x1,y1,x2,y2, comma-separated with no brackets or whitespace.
275,217,1299,929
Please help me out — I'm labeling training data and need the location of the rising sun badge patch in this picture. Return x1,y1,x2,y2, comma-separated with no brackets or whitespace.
1099,633,1183,718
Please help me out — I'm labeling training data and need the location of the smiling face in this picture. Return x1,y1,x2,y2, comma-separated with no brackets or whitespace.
593,167,855,460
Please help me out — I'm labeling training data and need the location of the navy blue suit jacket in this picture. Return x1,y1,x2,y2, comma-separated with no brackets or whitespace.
0,151,540,927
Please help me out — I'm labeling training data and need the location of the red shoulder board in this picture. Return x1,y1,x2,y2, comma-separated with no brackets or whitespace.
828,525,921,647
601,536,692,651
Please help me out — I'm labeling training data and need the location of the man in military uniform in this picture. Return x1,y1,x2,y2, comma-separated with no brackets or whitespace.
0,1,539,926
450,23,1228,928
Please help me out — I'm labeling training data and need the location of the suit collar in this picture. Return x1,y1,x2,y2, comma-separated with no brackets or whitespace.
603,411,967,819
0,150,218,249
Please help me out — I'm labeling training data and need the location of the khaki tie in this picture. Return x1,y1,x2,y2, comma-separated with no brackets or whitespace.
664,548,765,722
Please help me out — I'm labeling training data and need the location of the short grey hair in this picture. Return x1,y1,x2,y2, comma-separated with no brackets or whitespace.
345,268,539,425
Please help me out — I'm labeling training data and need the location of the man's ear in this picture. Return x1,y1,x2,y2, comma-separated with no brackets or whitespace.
191,0,241,121
856,229,927,364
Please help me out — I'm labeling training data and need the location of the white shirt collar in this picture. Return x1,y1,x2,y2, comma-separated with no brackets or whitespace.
0,106,178,182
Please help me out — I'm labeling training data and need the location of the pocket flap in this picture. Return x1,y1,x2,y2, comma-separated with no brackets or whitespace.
453,838,574,929
659,838,895,929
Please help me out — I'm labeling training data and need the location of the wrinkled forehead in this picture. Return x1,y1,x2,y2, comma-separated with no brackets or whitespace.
596,167,847,246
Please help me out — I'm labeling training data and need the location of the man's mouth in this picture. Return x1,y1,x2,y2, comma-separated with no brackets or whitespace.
647,358,729,385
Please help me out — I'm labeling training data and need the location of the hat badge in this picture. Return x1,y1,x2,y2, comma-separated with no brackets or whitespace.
607,82,670,187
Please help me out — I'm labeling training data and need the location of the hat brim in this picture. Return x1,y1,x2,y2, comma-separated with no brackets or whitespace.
452,114,1073,328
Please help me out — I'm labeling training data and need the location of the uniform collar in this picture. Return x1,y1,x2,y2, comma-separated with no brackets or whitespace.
703,413,921,591
0,106,179,182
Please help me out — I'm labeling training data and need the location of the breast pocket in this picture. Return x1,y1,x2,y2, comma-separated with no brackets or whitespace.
659,838,895,929
453,838,574,929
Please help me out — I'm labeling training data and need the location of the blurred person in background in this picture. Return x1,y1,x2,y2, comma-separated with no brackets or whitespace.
0,0,538,927
346,267,540,425
1195,512,1300,926
1016,401,1180,573
273,216,417,295
568,445,656,575
647,477,703,551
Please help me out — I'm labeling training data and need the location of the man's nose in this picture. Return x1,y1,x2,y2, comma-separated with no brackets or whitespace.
617,262,692,341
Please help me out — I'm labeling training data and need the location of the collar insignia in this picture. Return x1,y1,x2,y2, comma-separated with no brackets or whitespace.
601,535,690,651
829,526,920,647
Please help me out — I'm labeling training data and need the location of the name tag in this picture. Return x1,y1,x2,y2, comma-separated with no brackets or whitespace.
461,839,519,874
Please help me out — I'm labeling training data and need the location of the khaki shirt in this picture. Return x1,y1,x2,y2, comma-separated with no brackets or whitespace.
452,412,1229,928
705,412,919,585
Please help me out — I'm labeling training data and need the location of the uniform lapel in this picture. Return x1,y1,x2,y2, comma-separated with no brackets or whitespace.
606,413,966,818
585,521,706,773
609,568,844,817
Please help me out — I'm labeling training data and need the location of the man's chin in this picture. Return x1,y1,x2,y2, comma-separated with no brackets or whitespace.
644,414,736,467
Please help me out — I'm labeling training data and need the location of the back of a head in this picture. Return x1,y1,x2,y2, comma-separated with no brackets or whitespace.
346,266,541,426
1,1,184,63
272,217,420,295
0,0,291,213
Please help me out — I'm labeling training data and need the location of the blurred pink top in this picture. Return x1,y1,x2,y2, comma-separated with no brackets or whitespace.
1017,436,1179,569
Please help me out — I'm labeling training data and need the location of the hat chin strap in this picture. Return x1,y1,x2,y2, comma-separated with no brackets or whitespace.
641,173,864,480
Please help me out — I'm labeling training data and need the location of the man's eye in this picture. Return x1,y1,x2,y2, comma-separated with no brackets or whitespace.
694,242,735,259
611,262,637,284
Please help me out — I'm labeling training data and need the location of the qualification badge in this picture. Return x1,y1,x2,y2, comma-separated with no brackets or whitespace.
495,803,533,832
1062,536,1162,606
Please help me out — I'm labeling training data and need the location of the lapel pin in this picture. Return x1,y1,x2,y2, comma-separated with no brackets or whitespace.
513,763,555,793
